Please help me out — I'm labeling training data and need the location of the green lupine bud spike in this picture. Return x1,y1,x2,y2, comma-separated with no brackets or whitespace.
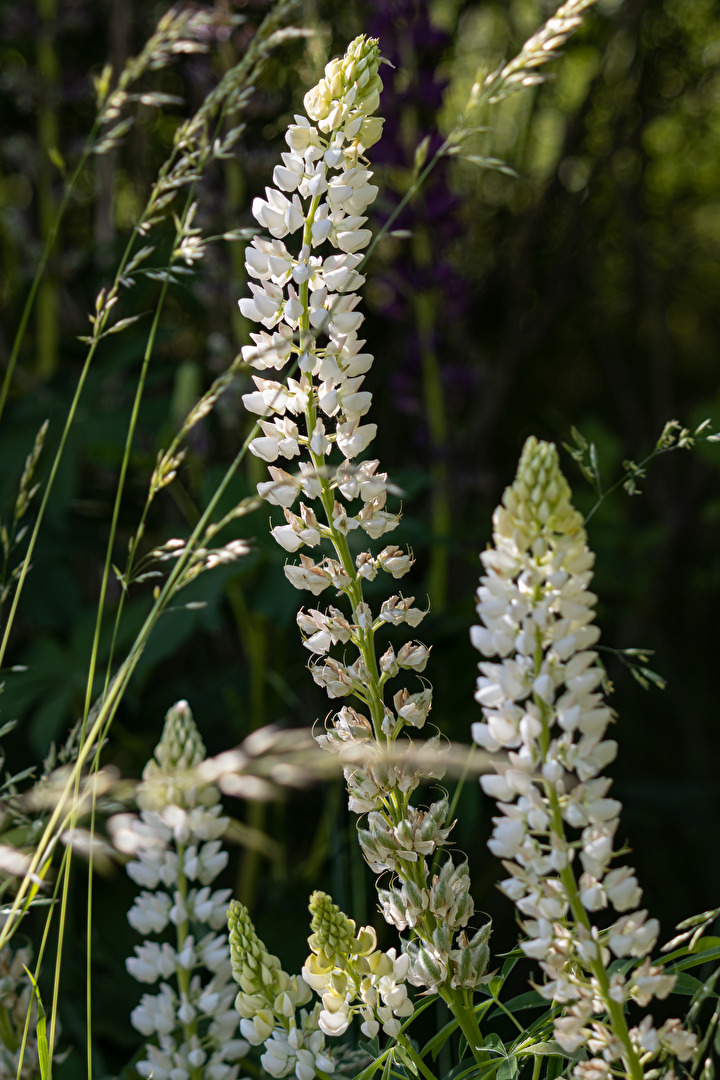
308,891,357,967
496,437,585,552
228,899,284,1000
303,34,384,148
138,699,219,812
147,699,206,775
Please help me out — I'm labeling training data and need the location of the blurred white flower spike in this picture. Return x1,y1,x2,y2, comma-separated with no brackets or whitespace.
471,437,696,1080
123,701,247,1080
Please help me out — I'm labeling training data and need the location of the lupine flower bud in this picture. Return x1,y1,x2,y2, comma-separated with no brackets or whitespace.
228,900,285,998
449,925,492,990
302,892,413,1042
152,699,206,771
308,891,362,966
405,941,447,990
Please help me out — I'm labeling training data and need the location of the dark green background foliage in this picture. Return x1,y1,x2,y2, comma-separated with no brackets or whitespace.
1,0,719,1072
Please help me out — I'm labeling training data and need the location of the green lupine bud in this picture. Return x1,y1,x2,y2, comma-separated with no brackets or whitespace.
432,924,452,955
308,891,357,967
228,899,284,1001
403,878,427,913
304,34,384,145
449,923,492,990
139,700,218,811
406,941,447,990
497,437,585,552
149,699,206,773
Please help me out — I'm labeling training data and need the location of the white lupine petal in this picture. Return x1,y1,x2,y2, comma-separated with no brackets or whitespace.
336,421,376,458
242,391,271,416
336,228,372,253
273,165,301,191
249,437,280,463
271,525,304,552
331,311,364,334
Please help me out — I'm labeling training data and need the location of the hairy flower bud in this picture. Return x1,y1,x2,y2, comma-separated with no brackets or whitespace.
228,900,285,999
308,891,365,966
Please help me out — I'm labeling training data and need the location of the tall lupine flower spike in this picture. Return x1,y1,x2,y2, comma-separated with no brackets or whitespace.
471,438,697,1080
121,702,246,1080
227,899,334,1080
238,36,491,1021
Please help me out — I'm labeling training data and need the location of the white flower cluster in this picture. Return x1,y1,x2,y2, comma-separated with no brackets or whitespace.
228,899,334,1080
238,35,402,560
238,34,489,999
120,701,246,1080
301,891,413,1039
471,438,696,1079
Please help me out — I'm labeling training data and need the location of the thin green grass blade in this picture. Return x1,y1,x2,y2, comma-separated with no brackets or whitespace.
23,968,51,1080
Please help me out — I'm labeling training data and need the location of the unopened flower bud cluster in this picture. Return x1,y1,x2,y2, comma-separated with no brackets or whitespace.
301,891,413,1039
122,702,245,1080
471,438,695,1078
239,34,489,998
228,899,333,1080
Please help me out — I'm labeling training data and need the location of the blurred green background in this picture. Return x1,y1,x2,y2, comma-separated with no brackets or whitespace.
1,0,719,1072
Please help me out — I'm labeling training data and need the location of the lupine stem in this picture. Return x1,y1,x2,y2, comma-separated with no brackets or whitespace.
397,1031,440,1080
439,988,486,1066
175,841,202,1080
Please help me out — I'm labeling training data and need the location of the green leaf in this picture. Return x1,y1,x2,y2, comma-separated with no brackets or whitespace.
497,1060,517,1080
500,953,520,981
483,1032,505,1054
670,946,720,972
381,1047,395,1080
672,972,717,997
423,1016,460,1061
395,1038,439,1080
518,1040,583,1060
23,968,50,1080
353,1046,392,1080
487,989,545,1019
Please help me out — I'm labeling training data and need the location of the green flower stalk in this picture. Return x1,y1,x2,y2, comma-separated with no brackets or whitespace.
471,438,696,1080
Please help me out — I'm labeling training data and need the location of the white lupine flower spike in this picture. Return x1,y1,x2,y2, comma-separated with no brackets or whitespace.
471,437,696,1080
238,34,491,1038
227,899,334,1080
124,702,245,1080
